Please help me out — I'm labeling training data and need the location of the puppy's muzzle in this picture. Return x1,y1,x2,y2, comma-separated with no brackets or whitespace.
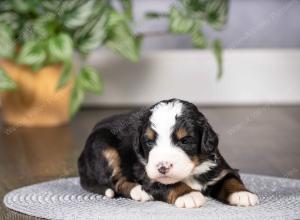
156,161,173,175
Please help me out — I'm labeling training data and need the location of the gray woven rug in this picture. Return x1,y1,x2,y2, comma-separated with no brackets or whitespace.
3,174,300,220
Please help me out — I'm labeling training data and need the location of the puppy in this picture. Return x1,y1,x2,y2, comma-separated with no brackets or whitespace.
78,99,259,208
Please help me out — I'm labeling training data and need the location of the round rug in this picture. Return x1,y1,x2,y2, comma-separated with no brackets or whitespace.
3,174,300,220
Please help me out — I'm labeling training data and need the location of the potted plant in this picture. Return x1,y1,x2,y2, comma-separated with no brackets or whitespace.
0,0,228,127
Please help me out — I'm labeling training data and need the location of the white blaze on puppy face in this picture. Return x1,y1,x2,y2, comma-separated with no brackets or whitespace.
145,100,195,184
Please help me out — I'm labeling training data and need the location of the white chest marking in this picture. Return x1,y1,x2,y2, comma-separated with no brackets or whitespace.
206,169,230,186
184,169,230,192
183,160,217,192
183,176,205,191
192,160,217,175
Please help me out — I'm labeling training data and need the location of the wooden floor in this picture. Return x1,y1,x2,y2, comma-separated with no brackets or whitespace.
0,106,300,219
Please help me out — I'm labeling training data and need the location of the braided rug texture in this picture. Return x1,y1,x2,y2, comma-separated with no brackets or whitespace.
3,174,300,220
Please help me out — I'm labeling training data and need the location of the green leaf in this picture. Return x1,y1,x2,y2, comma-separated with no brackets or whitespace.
0,68,17,91
75,11,108,54
105,13,141,62
33,14,56,39
174,0,229,30
78,67,102,94
74,7,108,40
13,0,33,13
0,24,15,59
48,33,73,62
69,79,84,117
77,34,102,55
0,2,14,12
41,0,62,12
191,30,207,48
145,12,168,19
64,0,95,29
20,21,36,42
169,7,196,34
206,0,229,29
0,12,19,31
56,61,72,90
120,0,133,20
105,29,141,62
213,39,223,79
17,41,46,66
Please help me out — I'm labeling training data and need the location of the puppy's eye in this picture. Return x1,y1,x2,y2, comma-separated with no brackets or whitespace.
144,140,155,147
179,136,193,145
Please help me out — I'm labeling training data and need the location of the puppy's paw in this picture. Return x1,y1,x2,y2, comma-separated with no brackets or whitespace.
175,191,206,208
130,185,153,202
228,191,259,207
104,188,115,198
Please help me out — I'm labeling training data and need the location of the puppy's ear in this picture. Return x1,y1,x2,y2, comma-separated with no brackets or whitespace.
131,122,144,158
133,131,145,158
201,122,219,153
132,109,150,161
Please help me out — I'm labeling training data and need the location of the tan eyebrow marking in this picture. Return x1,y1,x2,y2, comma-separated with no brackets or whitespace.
176,127,188,140
145,128,155,140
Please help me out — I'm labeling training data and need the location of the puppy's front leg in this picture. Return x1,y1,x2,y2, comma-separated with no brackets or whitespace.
211,173,259,207
129,184,153,202
113,179,153,202
169,183,206,208
147,182,206,208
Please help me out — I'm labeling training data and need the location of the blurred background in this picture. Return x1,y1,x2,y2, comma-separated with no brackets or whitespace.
137,0,300,49
0,0,300,218
86,0,300,106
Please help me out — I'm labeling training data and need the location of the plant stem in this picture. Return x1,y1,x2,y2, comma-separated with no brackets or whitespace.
137,30,170,38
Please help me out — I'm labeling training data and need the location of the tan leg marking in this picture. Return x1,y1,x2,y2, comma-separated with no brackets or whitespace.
217,177,247,202
103,147,138,197
167,182,194,204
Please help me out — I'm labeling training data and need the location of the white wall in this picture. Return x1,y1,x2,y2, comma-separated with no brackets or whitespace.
83,49,300,106
83,0,300,106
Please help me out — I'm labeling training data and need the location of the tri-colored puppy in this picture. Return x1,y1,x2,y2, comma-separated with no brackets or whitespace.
78,99,259,208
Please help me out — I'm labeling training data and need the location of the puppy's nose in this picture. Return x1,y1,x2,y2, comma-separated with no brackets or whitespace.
157,162,173,175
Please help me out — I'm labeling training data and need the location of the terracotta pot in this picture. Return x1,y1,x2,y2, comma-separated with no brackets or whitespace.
0,60,73,127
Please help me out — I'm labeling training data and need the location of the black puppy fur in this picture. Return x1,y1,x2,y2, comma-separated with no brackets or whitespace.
78,99,255,206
